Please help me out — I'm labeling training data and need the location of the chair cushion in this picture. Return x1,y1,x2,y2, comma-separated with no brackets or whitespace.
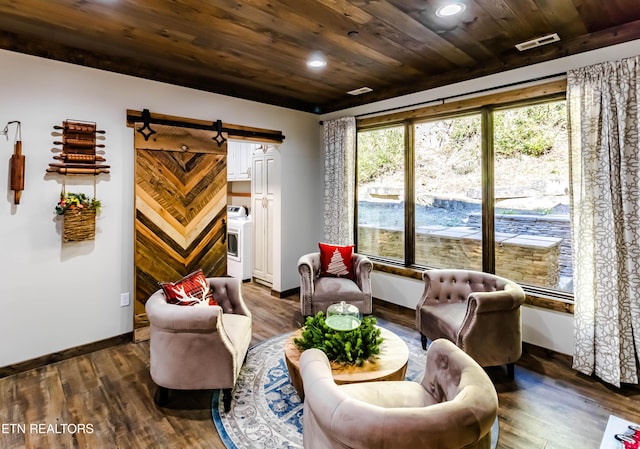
419,302,468,341
313,277,364,304
318,242,354,279
160,269,218,306
339,381,438,408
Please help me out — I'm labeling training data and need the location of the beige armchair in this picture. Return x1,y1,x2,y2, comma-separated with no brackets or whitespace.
298,252,373,317
416,269,525,377
299,339,498,449
145,277,252,411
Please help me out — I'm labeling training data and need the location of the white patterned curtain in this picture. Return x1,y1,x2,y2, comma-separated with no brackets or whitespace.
568,55,640,387
323,117,356,245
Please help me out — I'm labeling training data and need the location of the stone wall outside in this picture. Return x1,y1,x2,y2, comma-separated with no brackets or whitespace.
358,224,561,288
467,213,572,278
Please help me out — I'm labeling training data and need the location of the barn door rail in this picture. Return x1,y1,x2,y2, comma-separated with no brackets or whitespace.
126,109,285,147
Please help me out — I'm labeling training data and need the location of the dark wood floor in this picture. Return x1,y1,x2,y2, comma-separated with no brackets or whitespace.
1,281,639,448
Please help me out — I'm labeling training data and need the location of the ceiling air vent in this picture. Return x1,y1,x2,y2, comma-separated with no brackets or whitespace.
347,87,373,96
515,33,560,51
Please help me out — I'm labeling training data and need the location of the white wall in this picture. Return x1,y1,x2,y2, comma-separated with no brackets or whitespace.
0,49,322,366
321,39,640,356
275,116,324,292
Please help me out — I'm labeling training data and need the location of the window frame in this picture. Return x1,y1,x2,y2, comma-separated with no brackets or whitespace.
355,80,574,310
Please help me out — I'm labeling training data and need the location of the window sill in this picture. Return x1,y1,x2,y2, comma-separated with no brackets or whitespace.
371,261,574,314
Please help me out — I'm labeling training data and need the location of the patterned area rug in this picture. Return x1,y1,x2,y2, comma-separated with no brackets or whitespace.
212,320,498,448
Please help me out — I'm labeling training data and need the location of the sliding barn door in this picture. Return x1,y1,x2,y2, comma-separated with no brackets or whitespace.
133,124,227,340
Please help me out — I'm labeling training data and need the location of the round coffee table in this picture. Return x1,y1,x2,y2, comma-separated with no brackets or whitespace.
284,326,409,399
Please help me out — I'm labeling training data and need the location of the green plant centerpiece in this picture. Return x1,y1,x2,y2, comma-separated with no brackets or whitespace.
294,312,383,366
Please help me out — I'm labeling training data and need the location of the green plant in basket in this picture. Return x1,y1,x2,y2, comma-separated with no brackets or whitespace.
55,192,101,216
294,312,383,366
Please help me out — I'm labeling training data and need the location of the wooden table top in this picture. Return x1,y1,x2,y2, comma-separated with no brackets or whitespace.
284,326,409,386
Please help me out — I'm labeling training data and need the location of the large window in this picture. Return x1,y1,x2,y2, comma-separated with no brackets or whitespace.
357,125,405,261
493,101,570,292
356,92,572,295
414,114,482,270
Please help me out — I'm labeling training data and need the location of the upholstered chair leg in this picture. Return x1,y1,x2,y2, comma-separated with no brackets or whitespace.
507,363,515,379
420,334,428,350
222,388,232,412
156,386,169,406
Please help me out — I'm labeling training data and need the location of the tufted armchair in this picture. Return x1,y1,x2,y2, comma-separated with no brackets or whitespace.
300,339,498,449
298,252,373,317
416,269,525,377
145,277,252,411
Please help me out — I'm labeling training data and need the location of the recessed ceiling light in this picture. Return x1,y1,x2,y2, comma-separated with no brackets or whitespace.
436,2,466,17
307,53,327,69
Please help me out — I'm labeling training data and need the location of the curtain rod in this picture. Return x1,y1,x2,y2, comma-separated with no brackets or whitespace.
319,72,566,125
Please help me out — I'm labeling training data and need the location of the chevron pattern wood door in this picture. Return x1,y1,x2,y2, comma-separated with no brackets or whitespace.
134,124,227,340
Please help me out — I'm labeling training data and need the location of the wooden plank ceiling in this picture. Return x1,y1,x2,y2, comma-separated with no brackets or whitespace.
0,0,639,114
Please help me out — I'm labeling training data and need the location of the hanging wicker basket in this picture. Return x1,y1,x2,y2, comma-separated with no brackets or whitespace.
63,208,96,242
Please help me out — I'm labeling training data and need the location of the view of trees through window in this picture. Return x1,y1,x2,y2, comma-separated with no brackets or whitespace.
357,125,405,261
357,99,572,293
414,114,482,270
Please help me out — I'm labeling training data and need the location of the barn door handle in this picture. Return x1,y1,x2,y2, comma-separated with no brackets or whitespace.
222,219,227,244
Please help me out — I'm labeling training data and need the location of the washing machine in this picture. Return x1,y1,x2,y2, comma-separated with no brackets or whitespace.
227,206,253,281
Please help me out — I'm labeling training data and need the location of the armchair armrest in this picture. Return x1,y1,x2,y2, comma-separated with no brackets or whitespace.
300,348,350,421
352,253,373,293
298,253,321,316
300,348,333,382
145,291,222,332
208,277,251,318
457,281,525,362
416,270,446,310
298,252,321,279
467,282,525,313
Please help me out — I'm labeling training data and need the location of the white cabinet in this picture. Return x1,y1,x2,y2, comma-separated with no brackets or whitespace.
252,144,279,285
227,141,253,181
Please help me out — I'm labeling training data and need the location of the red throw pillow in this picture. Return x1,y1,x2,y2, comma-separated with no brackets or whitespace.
319,242,354,279
160,269,218,306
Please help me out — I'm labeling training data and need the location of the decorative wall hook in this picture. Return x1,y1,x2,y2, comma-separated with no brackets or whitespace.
3,121,25,205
